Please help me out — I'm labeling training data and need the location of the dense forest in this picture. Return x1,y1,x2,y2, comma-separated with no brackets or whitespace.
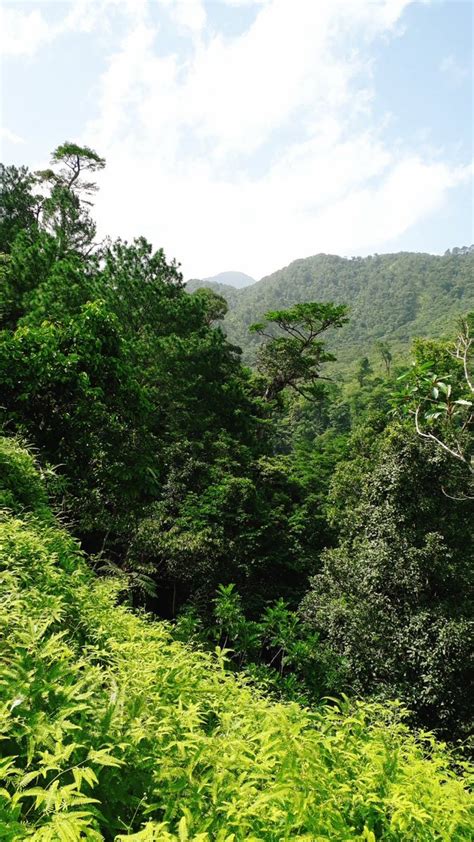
0,145,473,839
188,248,474,370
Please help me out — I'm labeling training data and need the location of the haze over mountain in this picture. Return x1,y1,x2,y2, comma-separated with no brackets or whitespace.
189,248,474,368
203,271,256,289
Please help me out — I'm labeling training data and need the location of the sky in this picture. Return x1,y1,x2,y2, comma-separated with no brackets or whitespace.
0,0,472,280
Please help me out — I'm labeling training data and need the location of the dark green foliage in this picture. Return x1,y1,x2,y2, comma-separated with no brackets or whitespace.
128,448,317,612
0,300,158,539
0,164,40,253
301,425,474,741
250,302,348,400
356,356,373,386
174,583,345,704
0,144,107,327
0,230,59,328
36,142,105,256
376,340,393,375
0,144,321,612
0,258,266,567
190,286,229,324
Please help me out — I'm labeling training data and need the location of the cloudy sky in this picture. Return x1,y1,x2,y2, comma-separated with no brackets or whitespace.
0,0,472,279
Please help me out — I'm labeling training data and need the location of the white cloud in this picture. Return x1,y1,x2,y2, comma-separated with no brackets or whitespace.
0,127,25,145
305,158,472,254
221,1,269,6
440,54,470,86
17,0,467,278
0,6,50,56
170,0,207,33
94,144,471,279
0,0,148,58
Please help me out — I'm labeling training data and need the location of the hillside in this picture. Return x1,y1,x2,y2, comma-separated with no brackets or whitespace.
1,435,473,840
185,277,241,308
215,249,474,366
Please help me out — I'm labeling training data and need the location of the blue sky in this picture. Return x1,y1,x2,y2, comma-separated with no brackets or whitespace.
0,0,472,279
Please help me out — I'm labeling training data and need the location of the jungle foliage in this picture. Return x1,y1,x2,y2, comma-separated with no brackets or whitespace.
0,144,473,838
0,439,473,840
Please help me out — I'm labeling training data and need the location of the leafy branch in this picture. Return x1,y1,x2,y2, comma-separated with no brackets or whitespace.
395,314,473,496
250,302,348,401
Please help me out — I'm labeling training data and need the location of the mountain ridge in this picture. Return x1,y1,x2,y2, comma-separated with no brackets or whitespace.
189,248,474,368
195,270,256,289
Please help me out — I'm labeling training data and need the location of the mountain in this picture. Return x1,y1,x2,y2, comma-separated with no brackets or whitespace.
204,270,256,288
217,249,474,367
185,278,241,308
190,270,256,289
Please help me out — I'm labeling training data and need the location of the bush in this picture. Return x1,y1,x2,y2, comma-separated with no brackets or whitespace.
0,436,52,519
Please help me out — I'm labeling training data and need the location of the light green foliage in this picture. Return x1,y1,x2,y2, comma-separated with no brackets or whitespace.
1,439,473,839
0,437,52,519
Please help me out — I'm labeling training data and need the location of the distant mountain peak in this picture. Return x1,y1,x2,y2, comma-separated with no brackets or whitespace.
202,271,256,289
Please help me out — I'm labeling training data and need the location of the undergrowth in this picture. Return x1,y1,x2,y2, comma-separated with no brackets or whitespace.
0,436,472,840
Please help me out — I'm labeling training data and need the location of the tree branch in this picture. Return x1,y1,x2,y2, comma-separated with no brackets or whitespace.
414,406,472,470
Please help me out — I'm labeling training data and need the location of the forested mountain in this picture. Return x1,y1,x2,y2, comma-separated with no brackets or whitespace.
192,250,474,367
186,276,241,307
1,145,473,838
